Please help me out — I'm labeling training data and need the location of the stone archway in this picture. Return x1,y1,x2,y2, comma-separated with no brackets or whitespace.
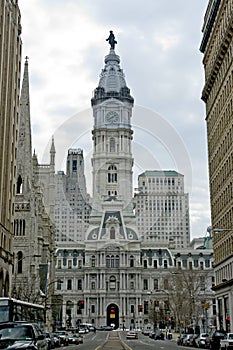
106,303,119,329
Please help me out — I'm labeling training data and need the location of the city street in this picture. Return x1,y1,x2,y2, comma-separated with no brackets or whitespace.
63,331,182,350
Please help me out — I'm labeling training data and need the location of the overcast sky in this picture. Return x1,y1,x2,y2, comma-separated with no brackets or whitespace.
19,0,210,239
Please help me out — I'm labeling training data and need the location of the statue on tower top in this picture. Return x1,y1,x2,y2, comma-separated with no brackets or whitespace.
106,30,117,50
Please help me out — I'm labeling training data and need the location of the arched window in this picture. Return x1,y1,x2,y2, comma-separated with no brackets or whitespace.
154,278,158,290
110,138,115,152
110,227,115,239
108,165,117,183
111,255,115,268
17,251,23,274
129,255,134,267
16,175,22,194
109,276,116,290
115,255,119,268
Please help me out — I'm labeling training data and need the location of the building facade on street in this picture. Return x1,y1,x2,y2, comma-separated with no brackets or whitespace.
200,0,233,332
55,241,214,332
0,0,22,296
135,170,190,248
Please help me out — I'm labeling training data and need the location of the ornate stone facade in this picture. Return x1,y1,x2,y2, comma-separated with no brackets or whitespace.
200,0,233,332
13,60,56,318
53,43,214,333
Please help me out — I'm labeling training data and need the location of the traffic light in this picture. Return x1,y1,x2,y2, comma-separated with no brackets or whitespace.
138,305,143,312
78,300,84,309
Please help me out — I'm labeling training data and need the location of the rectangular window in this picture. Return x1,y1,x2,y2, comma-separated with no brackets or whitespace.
73,160,77,171
67,279,72,290
58,260,62,269
144,301,148,314
143,279,148,290
78,279,82,290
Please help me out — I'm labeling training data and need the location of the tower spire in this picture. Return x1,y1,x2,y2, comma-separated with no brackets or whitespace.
16,57,32,195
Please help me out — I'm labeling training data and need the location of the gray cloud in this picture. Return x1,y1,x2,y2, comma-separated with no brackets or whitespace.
20,0,210,239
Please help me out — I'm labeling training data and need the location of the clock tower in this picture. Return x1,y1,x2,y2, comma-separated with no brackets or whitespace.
86,33,138,242
91,41,134,212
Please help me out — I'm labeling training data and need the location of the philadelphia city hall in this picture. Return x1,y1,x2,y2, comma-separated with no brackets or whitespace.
15,31,214,332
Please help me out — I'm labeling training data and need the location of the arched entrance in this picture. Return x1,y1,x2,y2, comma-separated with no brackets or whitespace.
106,304,119,329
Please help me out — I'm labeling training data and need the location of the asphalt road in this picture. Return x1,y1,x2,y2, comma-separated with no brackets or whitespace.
62,331,185,350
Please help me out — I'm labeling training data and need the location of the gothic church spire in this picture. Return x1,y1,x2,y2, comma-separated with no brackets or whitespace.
16,57,32,195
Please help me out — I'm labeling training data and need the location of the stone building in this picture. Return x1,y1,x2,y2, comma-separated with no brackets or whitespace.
53,42,215,333
0,0,22,296
13,59,56,321
200,0,233,332
135,170,190,248
54,148,91,243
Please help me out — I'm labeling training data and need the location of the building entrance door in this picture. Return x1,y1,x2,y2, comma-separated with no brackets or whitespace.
107,304,119,329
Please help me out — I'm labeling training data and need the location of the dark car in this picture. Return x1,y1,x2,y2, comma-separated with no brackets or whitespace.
177,334,188,345
51,333,61,348
154,331,164,340
45,332,55,349
54,331,69,346
149,331,155,339
206,330,226,350
0,322,48,350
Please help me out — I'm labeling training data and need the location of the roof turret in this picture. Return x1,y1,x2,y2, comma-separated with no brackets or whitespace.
91,35,134,106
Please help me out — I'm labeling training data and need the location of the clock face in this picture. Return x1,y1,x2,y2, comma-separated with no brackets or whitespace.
105,111,119,123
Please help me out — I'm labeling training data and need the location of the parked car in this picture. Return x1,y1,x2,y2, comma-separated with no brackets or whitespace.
54,331,69,346
51,333,61,347
45,332,55,349
177,334,188,345
154,331,164,340
196,333,209,348
149,331,155,339
76,334,83,344
68,334,80,345
183,334,195,346
190,334,200,347
142,329,151,336
0,322,48,350
220,333,233,350
206,330,226,350
126,331,138,339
